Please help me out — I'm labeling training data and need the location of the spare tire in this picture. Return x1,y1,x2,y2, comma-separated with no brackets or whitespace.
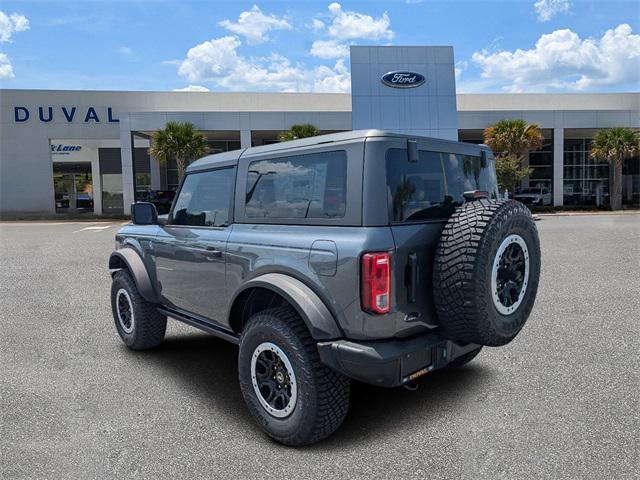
433,199,541,346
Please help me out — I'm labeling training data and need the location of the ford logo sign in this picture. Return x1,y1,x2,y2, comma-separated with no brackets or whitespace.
381,71,426,89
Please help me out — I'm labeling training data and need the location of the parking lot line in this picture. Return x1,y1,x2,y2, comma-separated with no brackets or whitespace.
72,224,113,233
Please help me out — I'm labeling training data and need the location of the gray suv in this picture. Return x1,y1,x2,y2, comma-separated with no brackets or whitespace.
109,130,541,446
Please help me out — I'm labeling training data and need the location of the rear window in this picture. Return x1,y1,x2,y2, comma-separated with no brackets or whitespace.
245,150,347,219
386,148,498,223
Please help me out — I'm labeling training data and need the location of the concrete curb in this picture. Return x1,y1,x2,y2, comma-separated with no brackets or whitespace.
535,210,640,217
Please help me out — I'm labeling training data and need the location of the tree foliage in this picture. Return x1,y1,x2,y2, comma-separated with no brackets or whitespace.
278,124,321,142
495,155,533,194
590,128,640,210
483,119,544,162
148,122,209,184
483,119,544,192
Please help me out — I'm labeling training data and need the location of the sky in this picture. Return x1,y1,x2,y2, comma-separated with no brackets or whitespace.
0,0,638,93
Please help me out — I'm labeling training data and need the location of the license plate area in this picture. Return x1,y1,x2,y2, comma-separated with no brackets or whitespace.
400,341,450,383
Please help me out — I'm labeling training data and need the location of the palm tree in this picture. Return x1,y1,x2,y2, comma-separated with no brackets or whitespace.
590,128,640,210
483,119,545,162
483,119,544,193
278,124,320,142
148,122,209,184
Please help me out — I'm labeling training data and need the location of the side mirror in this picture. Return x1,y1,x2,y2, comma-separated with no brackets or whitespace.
131,202,158,225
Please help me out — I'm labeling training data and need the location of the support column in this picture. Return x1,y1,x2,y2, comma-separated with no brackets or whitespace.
150,155,161,190
521,154,530,189
553,127,564,206
91,148,102,216
120,116,135,215
240,129,252,149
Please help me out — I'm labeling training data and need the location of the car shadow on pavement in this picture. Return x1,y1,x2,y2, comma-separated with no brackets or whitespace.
139,331,495,449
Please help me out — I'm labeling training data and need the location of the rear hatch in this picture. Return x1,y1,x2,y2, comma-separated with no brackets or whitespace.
380,139,499,331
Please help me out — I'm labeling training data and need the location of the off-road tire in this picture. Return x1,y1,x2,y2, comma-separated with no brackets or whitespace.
110,270,166,350
238,306,350,446
446,347,483,368
433,200,541,346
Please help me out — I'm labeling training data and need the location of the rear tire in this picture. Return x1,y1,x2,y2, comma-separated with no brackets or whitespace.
110,270,166,350
238,306,350,446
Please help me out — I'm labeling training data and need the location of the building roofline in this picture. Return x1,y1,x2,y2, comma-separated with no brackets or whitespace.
2,89,637,112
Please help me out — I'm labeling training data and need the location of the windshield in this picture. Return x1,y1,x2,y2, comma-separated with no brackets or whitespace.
386,148,499,223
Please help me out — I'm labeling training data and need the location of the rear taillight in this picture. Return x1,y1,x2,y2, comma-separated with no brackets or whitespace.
361,252,391,314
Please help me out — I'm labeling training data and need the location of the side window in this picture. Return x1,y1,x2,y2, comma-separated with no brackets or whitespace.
386,149,498,223
245,150,347,219
171,168,235,227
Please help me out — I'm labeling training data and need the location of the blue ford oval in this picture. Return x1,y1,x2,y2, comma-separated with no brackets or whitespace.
381,71,426,88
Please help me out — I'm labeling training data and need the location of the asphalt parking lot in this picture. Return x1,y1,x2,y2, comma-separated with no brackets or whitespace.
1,214,638,479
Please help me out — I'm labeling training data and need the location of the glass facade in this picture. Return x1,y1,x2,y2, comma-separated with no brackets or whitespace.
563,138,609,206
528,133,554,194
458,130,554,197
52,162,94,213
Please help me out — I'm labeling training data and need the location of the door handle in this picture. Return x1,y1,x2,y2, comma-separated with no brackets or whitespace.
204,246,222,257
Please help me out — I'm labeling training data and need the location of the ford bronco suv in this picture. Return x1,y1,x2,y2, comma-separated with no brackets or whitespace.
109,130,541,446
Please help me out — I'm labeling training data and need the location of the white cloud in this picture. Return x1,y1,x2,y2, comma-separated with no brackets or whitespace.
310,39,349,60
0,52,14,79
178,36,243,82
471,24,640,92
533,0,571,22
219,5,291,45
173,85,210,92
310,18,325,32
454,60,468,80
308,3,393,59
177,35,350,93
118,46,134,56
325,3,393,41
0,11,29,42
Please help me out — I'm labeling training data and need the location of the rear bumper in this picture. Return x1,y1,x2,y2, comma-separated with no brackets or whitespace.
317,332,480,387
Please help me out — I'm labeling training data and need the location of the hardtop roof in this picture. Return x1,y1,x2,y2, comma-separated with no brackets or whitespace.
187,129,490,172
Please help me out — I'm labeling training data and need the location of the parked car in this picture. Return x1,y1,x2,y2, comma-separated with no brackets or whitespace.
75,192,94,210
514,187,552,206
109,130,541,446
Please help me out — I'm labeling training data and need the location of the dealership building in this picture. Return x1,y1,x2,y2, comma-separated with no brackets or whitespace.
1,46,638,216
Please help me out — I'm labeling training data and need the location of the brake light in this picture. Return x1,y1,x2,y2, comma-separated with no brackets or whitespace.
361,252,391,314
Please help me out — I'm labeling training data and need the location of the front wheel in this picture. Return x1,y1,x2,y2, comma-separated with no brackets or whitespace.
110,270,166,350
238,307,350,446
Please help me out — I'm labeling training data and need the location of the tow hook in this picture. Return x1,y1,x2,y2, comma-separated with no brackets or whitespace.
403,381,419,391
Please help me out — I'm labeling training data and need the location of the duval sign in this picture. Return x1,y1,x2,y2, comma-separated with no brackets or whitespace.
381,71,426,88
14,106,119,123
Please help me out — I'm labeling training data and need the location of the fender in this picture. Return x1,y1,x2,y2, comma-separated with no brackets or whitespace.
109,248,158,303
231,273,342,340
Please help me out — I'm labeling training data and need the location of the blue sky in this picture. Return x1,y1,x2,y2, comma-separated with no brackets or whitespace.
0,0,638,93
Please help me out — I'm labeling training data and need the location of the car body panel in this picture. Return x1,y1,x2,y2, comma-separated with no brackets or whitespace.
113,130,498,343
